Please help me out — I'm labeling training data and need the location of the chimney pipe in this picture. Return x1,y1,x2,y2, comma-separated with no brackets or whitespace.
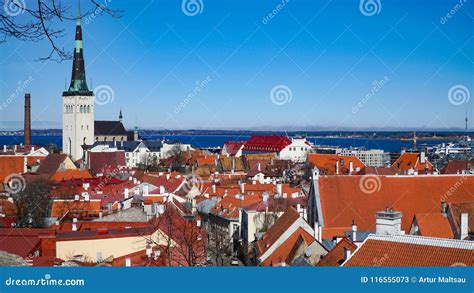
351,220,357,241
460,213,468,240
24,93,31,145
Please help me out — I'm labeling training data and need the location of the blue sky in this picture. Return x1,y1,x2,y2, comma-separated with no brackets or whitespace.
0,0,473,130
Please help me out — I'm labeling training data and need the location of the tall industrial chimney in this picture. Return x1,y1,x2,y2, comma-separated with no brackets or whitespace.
24,93,31,145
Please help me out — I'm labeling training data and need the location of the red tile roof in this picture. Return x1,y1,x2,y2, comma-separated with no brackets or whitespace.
413,213,454,238
243,135,291,153
223,141,245,156
261,227,314,266
51,169,92,182
343,234,473,266
441,159,473,174
316,175,474,235
0,228,43,258
449,201,474,238
257,207,301,255
37,154,70,174
0,156,25,175
308,154,365,175
391,152,433,174
50,199,102,218
317,237,357,266
88,151,126,174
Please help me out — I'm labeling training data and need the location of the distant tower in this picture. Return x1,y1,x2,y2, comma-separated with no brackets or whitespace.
24,93,31,145
62,1,95,160
465,112,469,140
119,109,123,122
412,131,417,151
133,123,139,141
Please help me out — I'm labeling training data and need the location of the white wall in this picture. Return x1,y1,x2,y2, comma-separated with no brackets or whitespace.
63,94,95,161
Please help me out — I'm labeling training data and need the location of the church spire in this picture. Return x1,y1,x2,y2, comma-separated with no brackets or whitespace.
119,109,123,122
64,0,92,95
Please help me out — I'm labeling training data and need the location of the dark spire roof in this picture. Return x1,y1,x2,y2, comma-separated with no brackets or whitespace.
63,1,93,96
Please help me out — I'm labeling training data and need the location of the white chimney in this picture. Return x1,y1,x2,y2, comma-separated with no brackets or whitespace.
143,184,149,196
276,182,282,197
349,161,354,175
74,195,80,201
336,160,339,175
124,188,129,199
420,152,426,164
146,244,152,258
3,145,6,152
351,221,357,242
257,163,261,172
133,178,137,184
212,184,216,193
99,211,103,218
239,182,245,194
166,174,170,180
344,247,351,260
159,185,165,194
376,209,403,235
460,213,468,240
197,219,201,227
125,257,131,267
72,218,78,231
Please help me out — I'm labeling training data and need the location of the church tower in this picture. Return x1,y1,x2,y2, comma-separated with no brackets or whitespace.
62,1,95,161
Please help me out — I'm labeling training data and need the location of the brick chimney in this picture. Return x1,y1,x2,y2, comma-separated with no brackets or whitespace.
24,93,31,145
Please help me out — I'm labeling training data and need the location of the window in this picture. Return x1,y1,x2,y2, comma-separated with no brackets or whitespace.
80,105,84,113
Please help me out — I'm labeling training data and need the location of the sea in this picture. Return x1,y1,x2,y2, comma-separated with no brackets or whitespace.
0,135,453,153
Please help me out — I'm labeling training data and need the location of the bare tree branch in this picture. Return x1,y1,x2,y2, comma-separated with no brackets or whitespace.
0,0,123,62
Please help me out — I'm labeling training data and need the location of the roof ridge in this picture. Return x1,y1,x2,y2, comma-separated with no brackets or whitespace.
367,234,474,250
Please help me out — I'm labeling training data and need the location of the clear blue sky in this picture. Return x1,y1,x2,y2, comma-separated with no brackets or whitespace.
0,0,472,131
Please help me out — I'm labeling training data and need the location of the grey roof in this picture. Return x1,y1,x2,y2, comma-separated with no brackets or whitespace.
94,121,127,136
93,206,147,222
197,198,218,214
322,239,336,251
344,231,372,242
89,140,163,152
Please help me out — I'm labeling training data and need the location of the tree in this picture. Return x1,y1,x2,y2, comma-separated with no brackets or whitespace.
145,203,207,266
12,178,52,228
1,0,121,61
165,144,188,171
207,220,233,266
